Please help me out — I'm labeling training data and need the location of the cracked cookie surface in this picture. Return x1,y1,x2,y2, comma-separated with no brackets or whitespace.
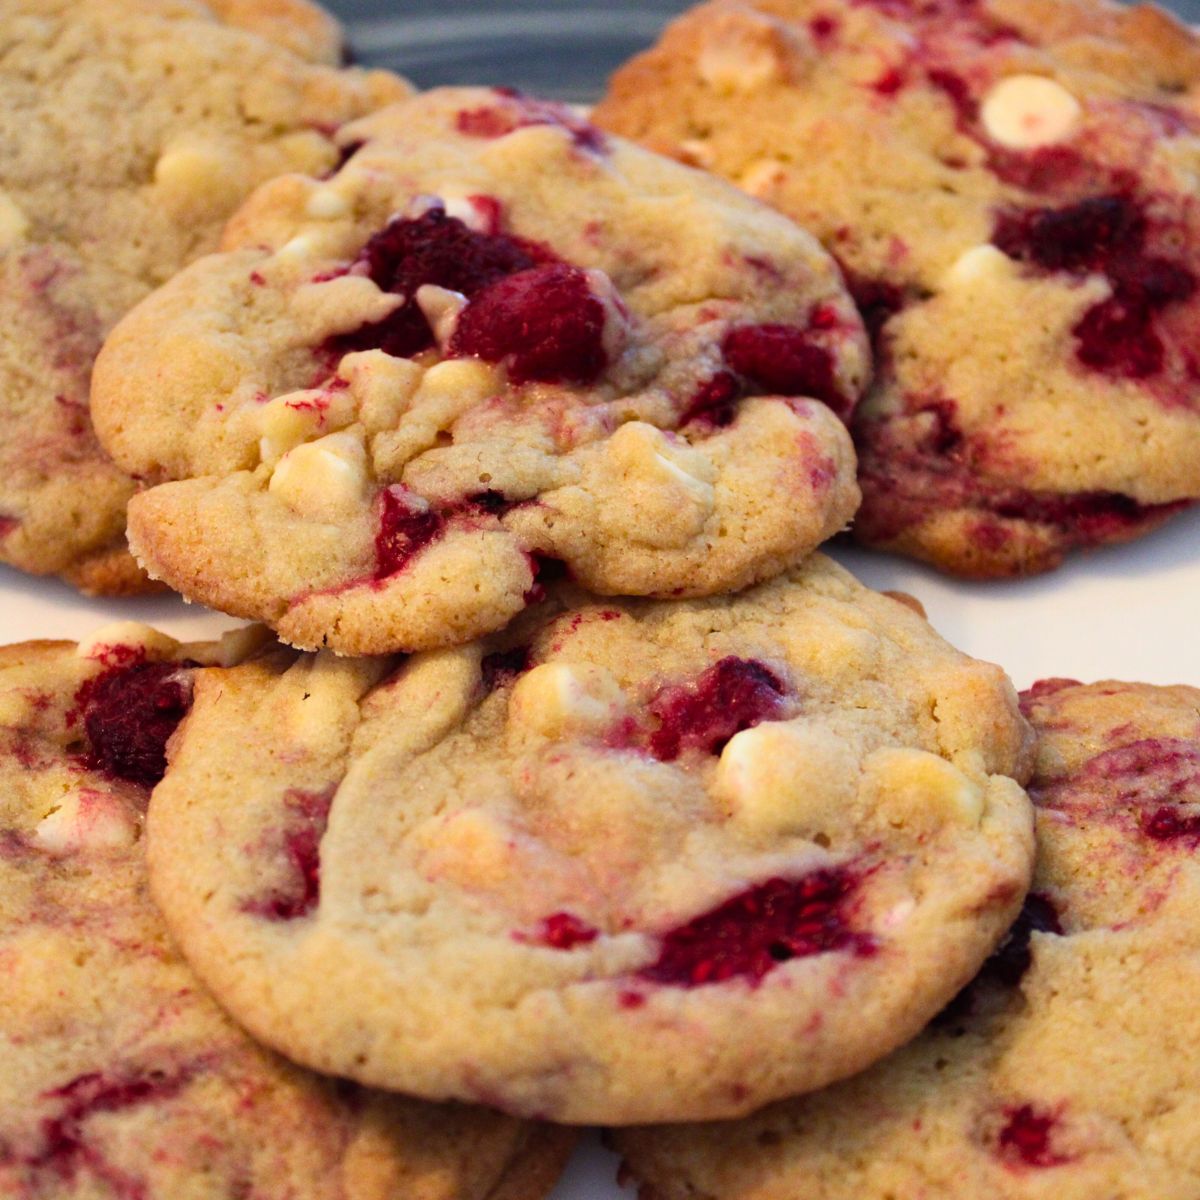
596,0,1200,577
0,624,573,1200
145,555,1033,1124
93,86,867,653
615,677,1200,1200
0,0,408,593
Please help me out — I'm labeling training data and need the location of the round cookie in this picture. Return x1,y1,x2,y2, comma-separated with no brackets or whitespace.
595,0,1200,577
614,677,1200,1200
92,86,868,652
145,554,1033,1124
0,0,409,594
0,625,573,1200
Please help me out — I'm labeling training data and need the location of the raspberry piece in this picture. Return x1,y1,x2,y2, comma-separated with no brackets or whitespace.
681,371,740,428
324,208,542,360
648,657,787,762
449,263,609,384
637,870,870,987
723,324,850,419
992,195,1196,380
77,661,193,788
997,1105,1070,1168
535,913,599,950
375,487,446,579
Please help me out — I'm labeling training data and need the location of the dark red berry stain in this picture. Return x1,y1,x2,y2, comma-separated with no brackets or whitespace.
75,661,193,788
531,912,599,950
244,787,335,921
1143,805,1200,841
1068,737,1200,842
449,263,609,384
993,194,1196,380
936,892,1062,1027
841,267,907,350
872,66,906,96
927,67,977,126
647,657,787,762
854,398,1191,561
481,645,532,692
1018,677,1082,714
722,324,850,420
465,489,512,516
522,554,570,605
982,892,1063,990
455,91,608,154
323,207,547,361
681,370,740,428
375,487,446,579
997,1105,1070,1169
810,13,839,39
637,870,871,987
29,1068,191,1192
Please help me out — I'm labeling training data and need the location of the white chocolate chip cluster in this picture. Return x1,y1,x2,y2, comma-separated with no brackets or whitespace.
980,74,1081,150
34,785,139,855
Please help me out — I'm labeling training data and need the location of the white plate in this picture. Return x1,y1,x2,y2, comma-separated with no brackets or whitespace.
3,509,1197,1200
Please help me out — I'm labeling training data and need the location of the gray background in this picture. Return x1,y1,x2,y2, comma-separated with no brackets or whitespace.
328,0,1200,102
335,2,695,101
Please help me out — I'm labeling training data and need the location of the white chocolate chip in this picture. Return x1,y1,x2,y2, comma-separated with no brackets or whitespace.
944,244,1017,289
595,423,716,548
339,351,423,433
182,624,273,667
412,357,501,409
414,808,515,888
76,623,180,662
0,191,30,247
276,232,322,262
416,284,469,348
864,747,985,832
268,430,368,520
258,387,356,466
35,788,138,855
153,139,241,214
715,722,858,837
700,33,782,93
438,189,492,233
306,185,351,220
508,663,628,739
981,74,1081,149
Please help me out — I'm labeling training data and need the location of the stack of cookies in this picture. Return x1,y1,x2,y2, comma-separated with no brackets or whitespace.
1,0,1197,1197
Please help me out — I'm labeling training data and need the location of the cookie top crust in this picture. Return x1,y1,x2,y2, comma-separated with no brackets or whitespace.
145,554,1033,1125
0,625,573,1200
201,0,345,64
0,0,408,593
614,678,1200,1200
92,86,868,654
595,0,1200,577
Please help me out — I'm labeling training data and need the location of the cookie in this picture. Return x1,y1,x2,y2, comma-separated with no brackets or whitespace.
614,677,1200,1199
91,86,868,653
0,0,409,594
0,625,574,1199
200,0,344,64
144,554,1033,1124
595,0,1200,577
